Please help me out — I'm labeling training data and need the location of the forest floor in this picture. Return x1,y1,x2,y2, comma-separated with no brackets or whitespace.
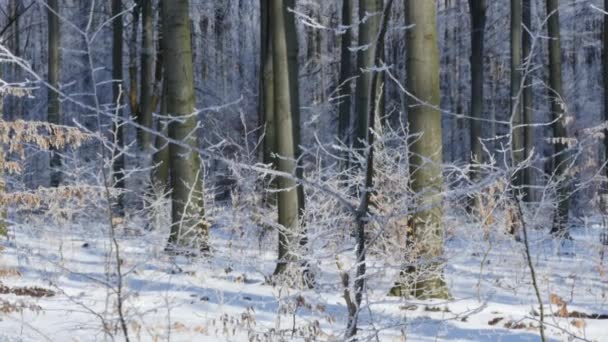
0,210,607,341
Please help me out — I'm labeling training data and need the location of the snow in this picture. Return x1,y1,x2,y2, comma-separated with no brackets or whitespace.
0,213,607,342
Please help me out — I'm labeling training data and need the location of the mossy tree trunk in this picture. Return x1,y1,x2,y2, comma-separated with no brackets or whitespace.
162,0,207,251
270,0,305,275
389,0,448,299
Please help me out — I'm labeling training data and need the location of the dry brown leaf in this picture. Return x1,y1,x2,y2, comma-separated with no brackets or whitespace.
571,319,586,329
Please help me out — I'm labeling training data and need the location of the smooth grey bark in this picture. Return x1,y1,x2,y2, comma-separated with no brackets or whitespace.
389,0,448,299
112,0,126,213
270,0,305,275
337,0,353,172
605,0,608,184
545,0,571,235
47,0,61,187
162,0,208,251
139,0,155,151
260,0,275,168
468,0,486,166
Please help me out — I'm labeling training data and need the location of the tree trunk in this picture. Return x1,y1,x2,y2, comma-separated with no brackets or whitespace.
337,0,353,172
468,0,487,213
270,0,305,275
139,0,155,151
162,0,208,251
353,0,383,155
112,0,126,213
605,0,608,185
522,0,534,201
389,0,448,299
546,0,571,235
47,0,61,187
260,0,275,168
511,0,524,191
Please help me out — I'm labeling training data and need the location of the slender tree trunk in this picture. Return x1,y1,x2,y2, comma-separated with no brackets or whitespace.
346,2,393,337
604,0,608,185
129,3,141,135
353,0,383,155
389,0,448,299
270,0,305,275
468,0,487,213
139,0,155,151
546,0,571,235
337,0,353,172
162,0,208,251
112,0,126,213
47,0,61,187
260,0,275,167
522,0,534,201
511,0,524,191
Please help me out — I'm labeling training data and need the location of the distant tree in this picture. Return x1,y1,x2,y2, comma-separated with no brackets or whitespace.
545,0,571,235
511,0,524,193
162,0,208,251
139,0,155,151
337,0,353,172
260,0,275,168
269,0,305,275
390,0,448,299
522,0,534,201
468,0,487,211
47,0,61,187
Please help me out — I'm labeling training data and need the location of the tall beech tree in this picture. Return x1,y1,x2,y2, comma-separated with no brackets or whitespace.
270,0,305,275
260,0,275,168
162,0,208,250
47,0,61,187
546,0,571,235
390,0,448,299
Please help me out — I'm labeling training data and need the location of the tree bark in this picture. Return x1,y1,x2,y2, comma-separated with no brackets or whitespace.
47,0,61,187
139,0,155,151
270,0,305,275
337,0,353,172
353,0,383,155
546,0,571,235
260,0,275,168
511,0,524,191
389,0,448,299
162,0,208,251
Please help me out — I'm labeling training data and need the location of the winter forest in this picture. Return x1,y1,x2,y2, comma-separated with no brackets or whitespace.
1,0,608,340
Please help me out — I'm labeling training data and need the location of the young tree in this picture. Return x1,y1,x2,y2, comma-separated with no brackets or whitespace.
270,0,305,275
112,0,126,213
546,0,571,235
162,0,207,251
390,0,448,299
604,0,608,183
337,0,353,172
47,0,61,187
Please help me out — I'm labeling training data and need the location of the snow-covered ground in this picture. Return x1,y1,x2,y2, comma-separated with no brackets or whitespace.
0,212,607,341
